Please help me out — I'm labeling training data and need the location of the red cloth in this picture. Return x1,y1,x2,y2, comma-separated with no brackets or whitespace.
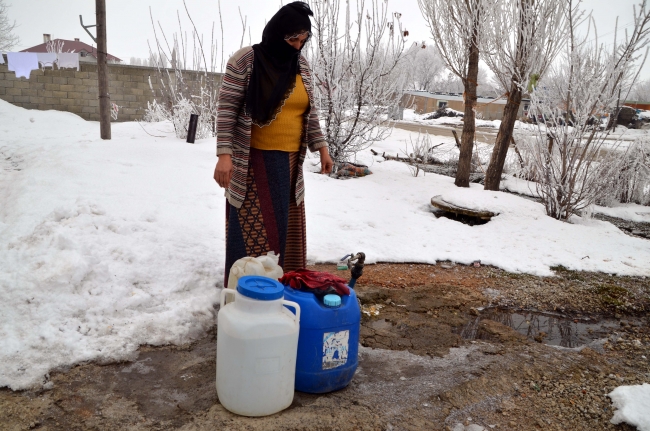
280,269,351,296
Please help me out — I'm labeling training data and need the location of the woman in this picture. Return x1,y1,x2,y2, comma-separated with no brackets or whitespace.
214,1,333,286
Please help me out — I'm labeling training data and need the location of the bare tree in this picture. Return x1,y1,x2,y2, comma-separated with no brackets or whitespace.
401,42,445,91
520,0,650,219
418,0,494,187
630,78,650,101
482,0,568,191
0,0,18,51
307,0,407,165
145,1,237,140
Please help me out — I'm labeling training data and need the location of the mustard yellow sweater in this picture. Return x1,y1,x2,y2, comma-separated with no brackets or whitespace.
251,75,309,152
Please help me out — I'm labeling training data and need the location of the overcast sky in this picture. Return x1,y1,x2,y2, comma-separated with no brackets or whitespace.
5,0,649,80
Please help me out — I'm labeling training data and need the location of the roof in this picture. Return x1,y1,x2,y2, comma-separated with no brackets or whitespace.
404,90,529,105
20,39,122,62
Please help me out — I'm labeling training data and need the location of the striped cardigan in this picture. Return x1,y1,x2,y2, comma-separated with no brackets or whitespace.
216,46,328,209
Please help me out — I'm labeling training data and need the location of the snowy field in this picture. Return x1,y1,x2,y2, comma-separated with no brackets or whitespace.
1,99,650,391
401,108,648,143
403,108,503,129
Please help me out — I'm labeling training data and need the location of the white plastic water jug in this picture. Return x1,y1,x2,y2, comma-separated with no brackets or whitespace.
217,275,301,417
227,252,284,290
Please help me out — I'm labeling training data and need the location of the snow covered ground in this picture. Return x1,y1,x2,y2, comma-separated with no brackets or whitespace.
0,101,222,390
401,109,650,144
1,99,650,390
501,176,650,223
609,384,650,431
402,108,503,129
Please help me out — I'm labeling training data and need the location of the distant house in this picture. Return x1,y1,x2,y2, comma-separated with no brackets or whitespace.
401,90,529,121
20,34,122,64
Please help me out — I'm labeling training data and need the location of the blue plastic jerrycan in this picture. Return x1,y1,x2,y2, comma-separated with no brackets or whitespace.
282,287,361,393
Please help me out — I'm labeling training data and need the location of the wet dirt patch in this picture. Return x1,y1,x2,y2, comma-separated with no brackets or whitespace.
357,284,485,357
315,261,649,315
0,333,220,431
1,263,648,431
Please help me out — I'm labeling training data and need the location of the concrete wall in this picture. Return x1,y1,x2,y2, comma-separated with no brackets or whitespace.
478,101,510,121
0,56,222,122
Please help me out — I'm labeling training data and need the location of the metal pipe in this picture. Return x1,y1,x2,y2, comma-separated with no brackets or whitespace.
347,252,365,289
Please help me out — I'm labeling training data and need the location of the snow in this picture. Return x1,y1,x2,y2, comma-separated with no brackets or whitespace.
593,203,650,223
402,109,650,146
402,108,502,129
0,100,221,390
1,99,650,390
500,176,650,224
613,125,650,137
500,175,540,198
308,134,650,279
609,384,650,431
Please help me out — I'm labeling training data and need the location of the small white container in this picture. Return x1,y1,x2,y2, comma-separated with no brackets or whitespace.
227,252,284,290
216,276,300,417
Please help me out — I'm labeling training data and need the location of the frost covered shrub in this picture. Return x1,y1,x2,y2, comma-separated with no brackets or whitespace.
520,131,624,218
599,139,650,206
307,0,407,165
143,100,168,123
518,0,650,219
507,134,650,209
169,98,215,141
144,5,222,140
401,132,444,176
505,133,544,182
144,70,218,140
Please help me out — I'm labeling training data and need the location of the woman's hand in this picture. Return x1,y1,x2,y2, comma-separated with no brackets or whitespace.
319,147,333,174
214,154,233,188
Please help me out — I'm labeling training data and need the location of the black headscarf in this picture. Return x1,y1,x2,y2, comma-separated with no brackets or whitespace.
246,1,313,126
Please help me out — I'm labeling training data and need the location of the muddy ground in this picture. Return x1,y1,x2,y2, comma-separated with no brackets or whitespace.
1,263,649,431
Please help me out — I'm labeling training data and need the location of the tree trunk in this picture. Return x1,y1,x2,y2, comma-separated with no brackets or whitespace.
455,37,480,188
484,82,522,190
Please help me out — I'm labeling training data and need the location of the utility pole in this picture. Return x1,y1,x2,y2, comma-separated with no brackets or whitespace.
613,88,621,133
80,2,111,139
96,0,111,139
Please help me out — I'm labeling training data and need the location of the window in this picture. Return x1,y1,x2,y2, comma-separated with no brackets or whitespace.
438,100,448,108
80,51,87,57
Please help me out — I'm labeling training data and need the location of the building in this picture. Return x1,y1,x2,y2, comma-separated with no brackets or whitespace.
623,101,650,111
401,90,529,121
20,34,122,64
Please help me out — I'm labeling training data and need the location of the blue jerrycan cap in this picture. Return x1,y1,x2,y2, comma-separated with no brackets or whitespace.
237,275,284,301
323,294,342,308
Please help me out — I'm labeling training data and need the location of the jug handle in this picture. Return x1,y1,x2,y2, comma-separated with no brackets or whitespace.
220,288,236,308
282,300,301,324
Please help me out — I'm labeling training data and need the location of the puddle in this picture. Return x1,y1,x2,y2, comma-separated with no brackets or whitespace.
454,308,622,348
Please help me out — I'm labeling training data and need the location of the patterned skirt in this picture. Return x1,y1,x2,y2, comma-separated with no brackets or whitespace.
224,148,307,287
